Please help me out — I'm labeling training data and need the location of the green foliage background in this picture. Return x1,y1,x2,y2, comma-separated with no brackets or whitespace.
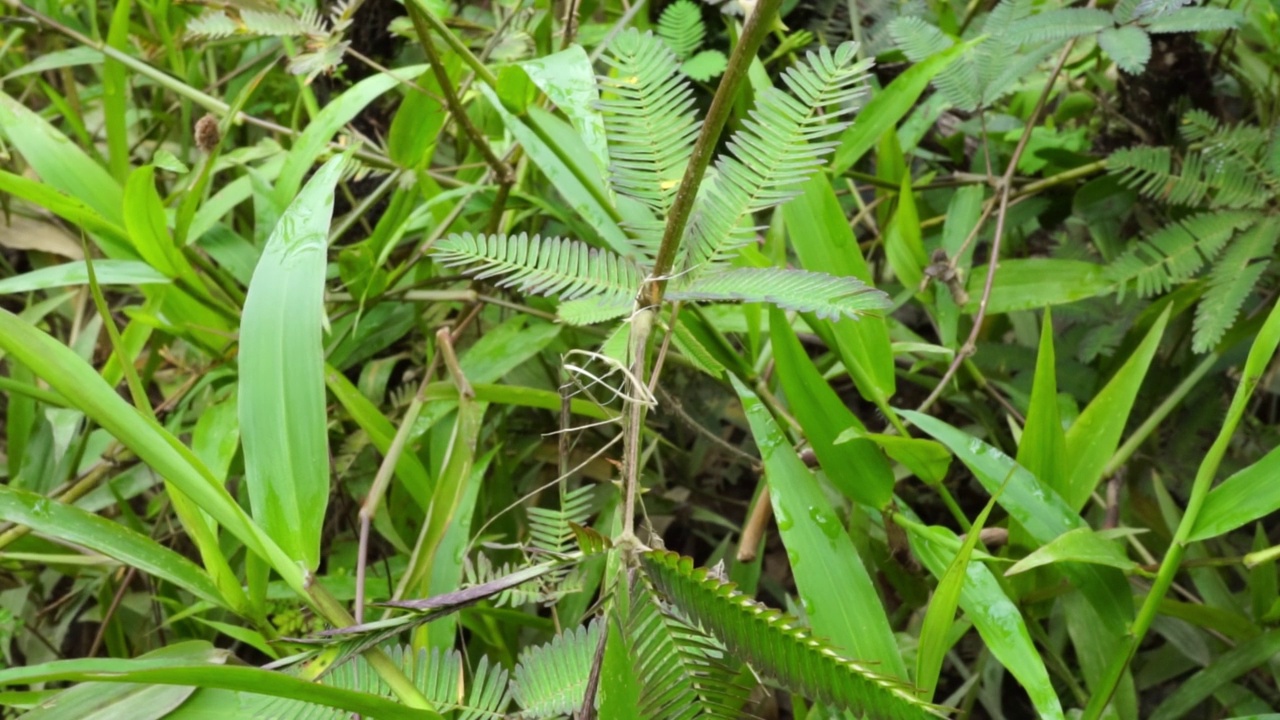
0,0,1278,718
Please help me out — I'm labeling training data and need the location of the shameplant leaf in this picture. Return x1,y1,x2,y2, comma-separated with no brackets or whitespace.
639,550,945,719
669,268,890,320
433,232,642,309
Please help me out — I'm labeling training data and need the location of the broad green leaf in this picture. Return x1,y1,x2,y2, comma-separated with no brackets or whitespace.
123,166,191,279
1,47,102,80
0,91,124,227
965,259,1114,314
477,84,635,258
598,617,643,720
19,642,220,720
903,410,1134,631
518,45,611,185
402,397,486,601
0,485,224,608
884,174,927,290
423,450,494,650
1005,527,1141,575
387,72,447,169
325,365,433,510
1188,444,1280,541
835,429,952,485
913,493,999,702
1017,307,1067,494
1063,306,1169,510
908,522,1065,720
784,173,896,404
831,41,971,175
0,170,132,255
240,155,344,570
771,307,895,508
732,376,906,679
271,66,427,209
0,260,168,294
103,0,132,182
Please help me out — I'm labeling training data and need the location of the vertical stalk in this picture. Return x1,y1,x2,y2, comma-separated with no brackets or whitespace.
619,0,784,542
1081,299,1280,719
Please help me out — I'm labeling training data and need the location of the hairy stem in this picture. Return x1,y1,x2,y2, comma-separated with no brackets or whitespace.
619,0,784,544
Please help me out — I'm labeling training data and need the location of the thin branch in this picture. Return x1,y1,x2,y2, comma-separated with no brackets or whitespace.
913,33,1083,416
408,5,515,186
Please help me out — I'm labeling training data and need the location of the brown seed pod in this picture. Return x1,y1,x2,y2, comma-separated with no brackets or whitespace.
194,114,220,153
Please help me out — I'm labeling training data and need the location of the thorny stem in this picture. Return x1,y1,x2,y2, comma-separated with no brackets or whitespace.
618,0,785,547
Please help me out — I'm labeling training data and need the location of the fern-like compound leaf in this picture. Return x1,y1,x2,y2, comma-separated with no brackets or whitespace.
1007,8,1113,43
557,294,635,326
1194,218,1280,352
668,268,890,320
241,8,326,37
684,42,872,270
1097,26,1152,74
599,29,703,233
681,50,728,81
629,570,752,719
1143,6,1243,33
185,11,240,39
528,484,596,558
1106,211,1260,299
511,620,601,718
889,16,954,61
245,646,510,720
432,233,643,307
639,550,946,719
1109,146,1271,209
657,0,707,59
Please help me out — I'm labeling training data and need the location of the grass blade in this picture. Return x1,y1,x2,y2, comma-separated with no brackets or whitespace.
783,173,897,407
0,92,123,227
905,517,1065,719
1063,306,1169,510
0,308,300,590
770,307,895,508
0,485,223,608
732,376,906,679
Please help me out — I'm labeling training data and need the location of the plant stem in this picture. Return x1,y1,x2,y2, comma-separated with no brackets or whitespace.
914,28,1081,416
409,5,514,186
644,0,784,304
619,0,784,544
406,0,498,88
1081,300,1280,719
